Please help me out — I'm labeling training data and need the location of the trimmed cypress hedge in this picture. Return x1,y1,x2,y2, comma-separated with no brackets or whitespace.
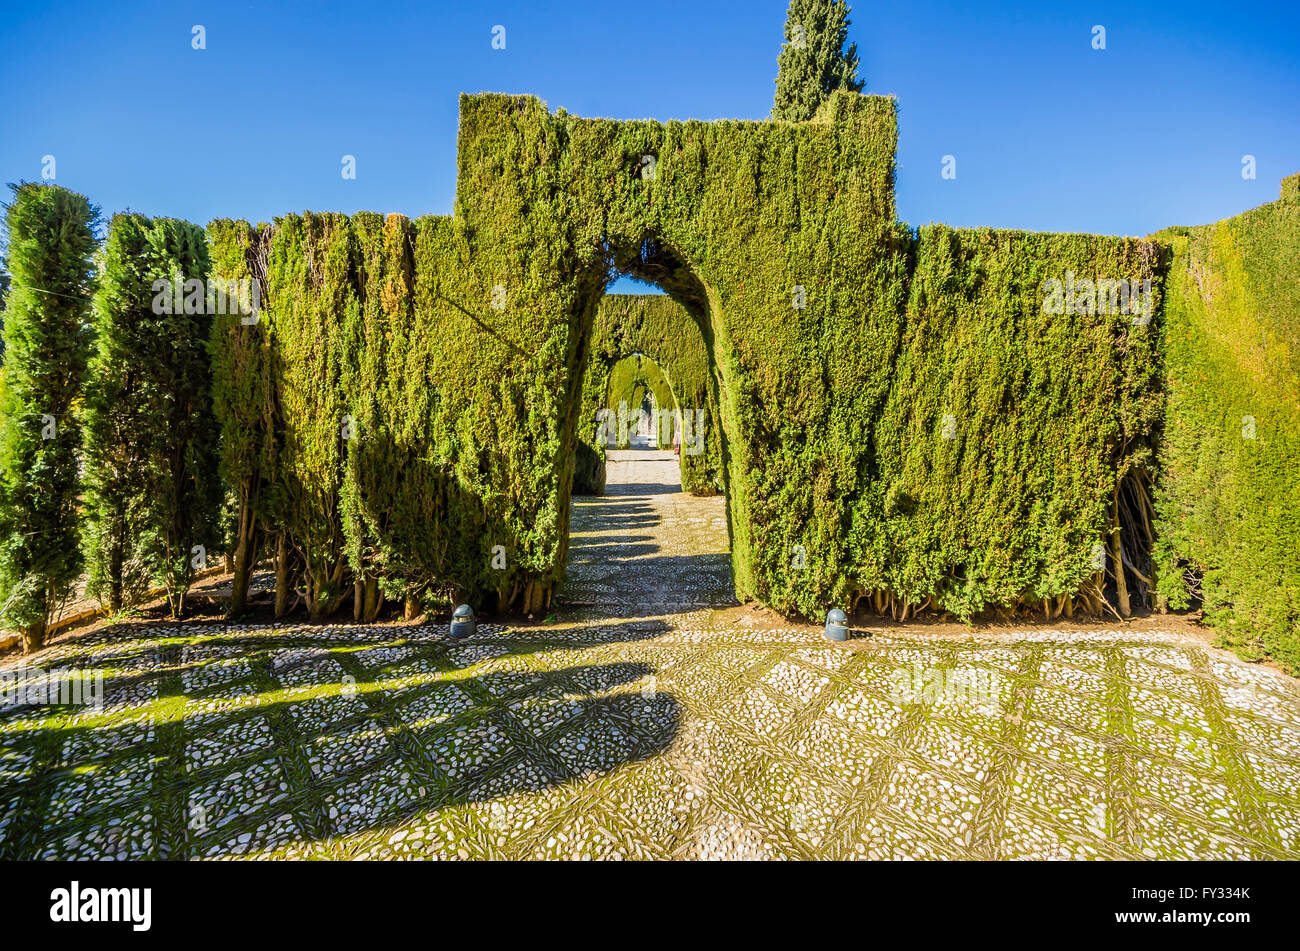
84,213,220,617
0,92,1292,672
1153,179,1300,672
860,225,1165,622
192,91,1297,673
564,90,905,612
263,213,357,621
208,90,903,615
341,211,478,618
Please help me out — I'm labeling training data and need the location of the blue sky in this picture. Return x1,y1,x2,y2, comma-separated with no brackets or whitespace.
2,0,1297,291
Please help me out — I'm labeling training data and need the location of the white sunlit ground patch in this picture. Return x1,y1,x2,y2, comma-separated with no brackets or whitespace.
0,446,1297,860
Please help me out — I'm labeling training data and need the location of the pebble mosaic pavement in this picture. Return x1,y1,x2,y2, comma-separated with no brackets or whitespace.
1,445,1298,860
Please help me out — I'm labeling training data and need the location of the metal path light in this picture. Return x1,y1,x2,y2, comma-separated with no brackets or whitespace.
450,604,476,639
825,608,848,642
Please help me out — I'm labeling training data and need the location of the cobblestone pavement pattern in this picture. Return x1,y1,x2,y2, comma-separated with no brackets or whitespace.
2,446,1297,859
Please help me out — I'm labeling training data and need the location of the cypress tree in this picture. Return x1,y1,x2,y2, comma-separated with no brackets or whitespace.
207,220,274,617
141,219,220,616
772,0,865,122
82,214,152,613
83,214,220,617
0,183,97,652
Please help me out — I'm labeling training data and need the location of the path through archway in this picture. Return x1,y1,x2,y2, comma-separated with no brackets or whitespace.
563,278,736,611
564,439,733,610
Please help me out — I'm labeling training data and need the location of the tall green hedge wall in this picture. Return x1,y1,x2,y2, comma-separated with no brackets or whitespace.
261,213,356,620
1153,178,1300,672
859,226,1165,622
344,213,492,617
2,93,1294,670
208,90,904,614
192,91,1298,671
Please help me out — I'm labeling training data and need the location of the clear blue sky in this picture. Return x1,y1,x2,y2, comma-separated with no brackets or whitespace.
3,0,1297,279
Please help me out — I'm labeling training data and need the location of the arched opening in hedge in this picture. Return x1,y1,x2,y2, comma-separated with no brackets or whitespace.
558,234,746,605
574,294,724,495
603,354,673,446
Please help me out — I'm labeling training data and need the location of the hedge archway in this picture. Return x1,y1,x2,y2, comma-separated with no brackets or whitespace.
575,294,724,496
205,90,1232,634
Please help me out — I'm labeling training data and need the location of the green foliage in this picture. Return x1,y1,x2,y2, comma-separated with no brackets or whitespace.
341,212,481,614
198,92,1296,673
264,213,356,620
861,226,1165,620
141,220,221,615
83,213,220,616
1282,172,1299,204
207,219,275,614
605,355,672,446
1153,182,1300,672
772,0,864,122
450,90,902,612
210,91,902,615
0,183,97,648
82,214,153,612
577,294,722,493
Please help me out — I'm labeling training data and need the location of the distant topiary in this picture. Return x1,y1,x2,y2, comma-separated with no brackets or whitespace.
772,0,865,122
0,183,97,651
577,294,722,495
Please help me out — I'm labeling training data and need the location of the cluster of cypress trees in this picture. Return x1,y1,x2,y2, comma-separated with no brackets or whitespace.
0,186,219,651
